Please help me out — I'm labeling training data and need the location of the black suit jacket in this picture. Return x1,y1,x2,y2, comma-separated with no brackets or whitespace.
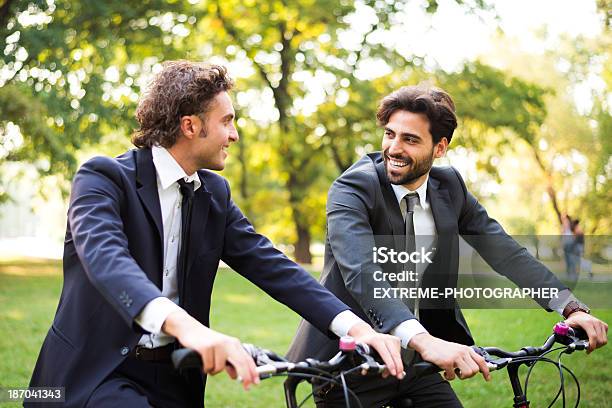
28,147,348,407
287,152,566,363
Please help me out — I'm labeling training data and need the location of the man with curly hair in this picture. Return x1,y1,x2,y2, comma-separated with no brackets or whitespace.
27,60,405,408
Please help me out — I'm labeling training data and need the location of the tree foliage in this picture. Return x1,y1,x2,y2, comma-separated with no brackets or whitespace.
1,0,609,261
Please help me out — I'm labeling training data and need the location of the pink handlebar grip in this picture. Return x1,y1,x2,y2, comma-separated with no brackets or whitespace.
554,322,570,336
339,336,356,352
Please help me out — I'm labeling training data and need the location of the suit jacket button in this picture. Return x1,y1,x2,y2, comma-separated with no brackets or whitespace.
120,346,130,356
378,322,384,328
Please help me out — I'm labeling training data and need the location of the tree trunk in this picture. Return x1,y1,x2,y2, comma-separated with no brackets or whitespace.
0,0,16,29
530,145,563,224
236,128,251,219
293,212,312,264
286,170,313,263
217,10,314,262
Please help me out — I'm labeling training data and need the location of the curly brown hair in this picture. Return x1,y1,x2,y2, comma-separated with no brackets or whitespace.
132,60,234,148
376,85,457,144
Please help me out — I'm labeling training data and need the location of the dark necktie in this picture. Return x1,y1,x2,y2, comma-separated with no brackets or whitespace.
398,193,421,365
177,179,194,307
404,193,420,311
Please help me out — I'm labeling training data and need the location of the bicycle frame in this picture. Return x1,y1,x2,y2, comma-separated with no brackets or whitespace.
507,362,530,408
283,376,301,408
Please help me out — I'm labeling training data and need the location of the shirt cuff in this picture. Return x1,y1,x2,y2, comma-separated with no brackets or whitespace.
329,310,364,338
390,319,428,349
548,289,579,316
134,297,183,335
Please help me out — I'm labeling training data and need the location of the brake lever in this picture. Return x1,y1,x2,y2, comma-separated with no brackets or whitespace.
240,344,294,380
471,346,510,371
354,343,386,374
567,340,589,352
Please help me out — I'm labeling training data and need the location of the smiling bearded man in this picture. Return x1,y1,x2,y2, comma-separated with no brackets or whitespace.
287,84,608,408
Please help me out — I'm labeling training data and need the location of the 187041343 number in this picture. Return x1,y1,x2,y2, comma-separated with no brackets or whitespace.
2,387,65,403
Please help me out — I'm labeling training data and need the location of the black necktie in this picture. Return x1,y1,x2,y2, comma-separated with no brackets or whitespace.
403,193,420,311
401,192,421,365
177,179,194,307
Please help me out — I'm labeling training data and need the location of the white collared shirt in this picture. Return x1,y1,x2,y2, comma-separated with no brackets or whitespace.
386,177,436,348
135,146,201,348
391,176,437,279
135,146,361,348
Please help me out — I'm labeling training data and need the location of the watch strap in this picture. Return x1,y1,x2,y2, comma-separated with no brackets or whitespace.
562,300,590,319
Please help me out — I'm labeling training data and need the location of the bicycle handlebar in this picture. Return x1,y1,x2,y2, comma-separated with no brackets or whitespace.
406,322,589,375
172,343,298,377
171,322,590,408
172,322,588,375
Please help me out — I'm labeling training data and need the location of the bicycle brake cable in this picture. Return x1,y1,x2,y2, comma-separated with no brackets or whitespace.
545,350,580,408
513,351,580,408
524,346,566,399
269,371,362,408
340,371,350,408
558,351,566,408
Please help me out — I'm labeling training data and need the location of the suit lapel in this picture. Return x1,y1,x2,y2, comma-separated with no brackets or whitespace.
425,174,459,300
135,148,164,288
186,172,212,279
374,160,404,236
374,159,407,257
135,149,163,247
427,176,457,235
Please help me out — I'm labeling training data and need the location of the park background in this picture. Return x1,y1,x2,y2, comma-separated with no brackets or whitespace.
0,0,610,406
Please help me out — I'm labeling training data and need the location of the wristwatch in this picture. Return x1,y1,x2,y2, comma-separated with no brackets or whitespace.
562,300,591,319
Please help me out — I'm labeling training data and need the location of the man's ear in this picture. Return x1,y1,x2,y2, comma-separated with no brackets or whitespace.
179,115,198,140
434,137,448,158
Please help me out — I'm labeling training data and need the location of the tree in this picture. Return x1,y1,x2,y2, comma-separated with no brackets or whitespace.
1,0,196,199
7,0,568,263
474,30,612,235
185,0,495,262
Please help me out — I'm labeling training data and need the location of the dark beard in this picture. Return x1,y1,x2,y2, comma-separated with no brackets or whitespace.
383,148,434,185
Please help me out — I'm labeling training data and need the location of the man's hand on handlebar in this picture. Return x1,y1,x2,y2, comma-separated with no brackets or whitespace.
162,310,260,390
347,322,405,380
408,333,491,382
564,312,608,353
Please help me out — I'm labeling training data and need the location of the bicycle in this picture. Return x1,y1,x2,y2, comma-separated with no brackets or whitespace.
171,322,590,408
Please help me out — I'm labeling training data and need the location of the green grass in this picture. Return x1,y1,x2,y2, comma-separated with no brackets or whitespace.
1,260,610,407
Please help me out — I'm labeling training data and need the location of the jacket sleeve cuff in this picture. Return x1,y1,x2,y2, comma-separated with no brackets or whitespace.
329,310,364,338
548,289,580,316
390,319,428,349
134,297,183,335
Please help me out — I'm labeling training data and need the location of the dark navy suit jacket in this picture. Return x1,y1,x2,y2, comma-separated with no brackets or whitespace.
28,147,347,407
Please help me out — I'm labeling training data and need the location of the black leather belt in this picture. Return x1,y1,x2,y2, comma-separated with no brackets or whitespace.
128,343,176,363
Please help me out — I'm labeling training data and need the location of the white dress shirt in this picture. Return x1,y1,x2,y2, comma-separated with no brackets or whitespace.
134,146,361,348
386,178,432,348
135,146,201,348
